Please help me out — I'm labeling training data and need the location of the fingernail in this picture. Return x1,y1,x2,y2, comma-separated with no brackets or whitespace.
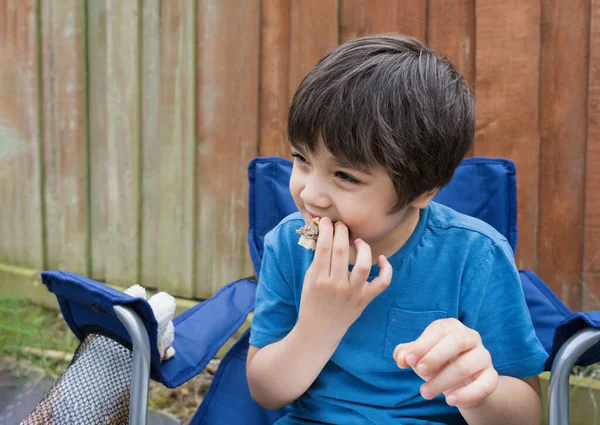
421,386,431,399
406,354,417,366
446,395,456,406
396,350,405,366
417,363,429,377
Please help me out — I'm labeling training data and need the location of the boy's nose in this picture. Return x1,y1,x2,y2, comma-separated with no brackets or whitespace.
299,181,331,210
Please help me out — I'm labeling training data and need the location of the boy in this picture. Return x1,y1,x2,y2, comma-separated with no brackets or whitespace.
247,34,548,425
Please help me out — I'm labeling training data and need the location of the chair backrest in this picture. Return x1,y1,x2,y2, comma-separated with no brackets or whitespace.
245,156,586,368
194,155,600,425
248,156,518,277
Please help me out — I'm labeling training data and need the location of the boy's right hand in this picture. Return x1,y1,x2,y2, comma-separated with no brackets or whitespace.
297,217,393,339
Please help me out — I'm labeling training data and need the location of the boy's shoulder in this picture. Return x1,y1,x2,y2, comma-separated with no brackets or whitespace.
427,202,508,247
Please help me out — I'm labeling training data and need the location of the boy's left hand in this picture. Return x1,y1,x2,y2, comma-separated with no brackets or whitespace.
393,318,499,409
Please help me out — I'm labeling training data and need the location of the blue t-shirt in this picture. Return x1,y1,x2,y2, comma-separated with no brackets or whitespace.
249,202,548,425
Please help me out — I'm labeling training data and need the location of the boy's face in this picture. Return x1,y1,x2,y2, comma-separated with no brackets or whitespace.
289,140,422,261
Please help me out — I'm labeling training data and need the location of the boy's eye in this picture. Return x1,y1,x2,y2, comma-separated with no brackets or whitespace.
291,153,308,165
335,171,360,185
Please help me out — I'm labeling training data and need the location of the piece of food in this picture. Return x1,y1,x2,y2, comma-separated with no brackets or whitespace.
296,217,320,250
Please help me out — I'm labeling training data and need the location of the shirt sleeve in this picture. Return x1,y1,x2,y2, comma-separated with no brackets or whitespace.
249,233,298,348
459,240,549,378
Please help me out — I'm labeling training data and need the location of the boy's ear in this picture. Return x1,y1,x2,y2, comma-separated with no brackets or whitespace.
410,188,439,209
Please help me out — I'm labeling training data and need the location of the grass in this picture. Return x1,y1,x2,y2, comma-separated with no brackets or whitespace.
0,295,216,424
0,294,77,377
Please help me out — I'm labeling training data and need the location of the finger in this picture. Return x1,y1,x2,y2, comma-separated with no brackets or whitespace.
330,221,350,280
393,342,413,369
363,255,392,299
444,367,499,408
311,217,334,274
419,346,491,400
403,319,460,368
414,329,481,379
349,239,372,285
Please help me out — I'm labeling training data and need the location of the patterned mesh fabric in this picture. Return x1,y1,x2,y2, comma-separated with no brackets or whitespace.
21,331,133,425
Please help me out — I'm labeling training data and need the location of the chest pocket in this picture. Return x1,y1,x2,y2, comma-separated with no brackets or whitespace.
383,308,447,365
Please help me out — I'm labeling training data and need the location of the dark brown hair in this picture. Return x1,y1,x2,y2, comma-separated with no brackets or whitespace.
287,33,475,213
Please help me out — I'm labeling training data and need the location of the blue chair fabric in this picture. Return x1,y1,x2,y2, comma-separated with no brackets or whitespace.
41,272,257,389
190,328,285,425
41,155,600,425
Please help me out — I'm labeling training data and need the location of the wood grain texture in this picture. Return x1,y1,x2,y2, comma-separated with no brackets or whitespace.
259,0,338,158
474,0,541,272
258,0,291,157
538,0,589,310
289,0,339,93
583,2,600,310
427,0,474,84
156,0,195,297
0,0,43,268
195,0,260,298
428,0,475,157
339,0,426,42
0,0,5,42
139,0,160,289
40,0,87,274
88,0,140,286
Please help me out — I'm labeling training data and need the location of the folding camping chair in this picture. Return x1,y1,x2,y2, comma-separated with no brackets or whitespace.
37,156,600,425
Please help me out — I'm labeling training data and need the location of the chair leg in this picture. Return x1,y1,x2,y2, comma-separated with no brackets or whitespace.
548,327,600,425
114,305,151,425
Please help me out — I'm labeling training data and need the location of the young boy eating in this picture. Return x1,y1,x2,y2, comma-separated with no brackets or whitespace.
247,33,548,425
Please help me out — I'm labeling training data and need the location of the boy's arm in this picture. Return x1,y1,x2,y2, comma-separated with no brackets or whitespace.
246,321,345,410
459,376,542,425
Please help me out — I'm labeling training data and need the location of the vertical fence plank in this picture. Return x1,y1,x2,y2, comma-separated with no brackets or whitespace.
260,0,338,158
538,0,589,310
156,0,195,297
87,0,108,281
289,0,339,96
427,0,474,82
583,3,600,310
339,0,426,42
0,0,11,260
0,0,5,41
428,0,475,157
0,0,13,264
139,0,160,289
474,0,541,272
40,0,87,274
88,0,140,286
258,0,291,157
195,0,260,298
0,0,43,268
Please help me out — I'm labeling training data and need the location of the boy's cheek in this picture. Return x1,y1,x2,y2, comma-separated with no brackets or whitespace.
289,179,303,209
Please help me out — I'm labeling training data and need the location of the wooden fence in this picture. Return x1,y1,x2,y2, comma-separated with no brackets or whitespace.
0,0,598,311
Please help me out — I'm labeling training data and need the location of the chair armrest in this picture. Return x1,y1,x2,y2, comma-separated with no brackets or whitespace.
40,270,256,389
548,328,600,425
156,277,256,388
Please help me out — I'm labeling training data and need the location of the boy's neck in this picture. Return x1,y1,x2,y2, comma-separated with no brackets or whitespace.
349,206,422,265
